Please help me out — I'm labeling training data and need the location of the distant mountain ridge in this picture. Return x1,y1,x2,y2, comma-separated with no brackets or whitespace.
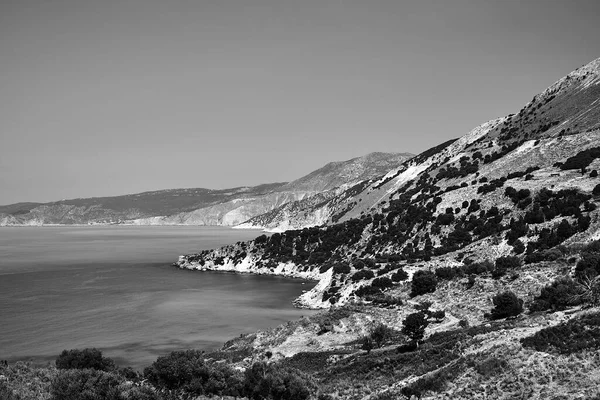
0,152,413,226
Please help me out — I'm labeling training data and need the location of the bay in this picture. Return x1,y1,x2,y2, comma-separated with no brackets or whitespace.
0,226,314,369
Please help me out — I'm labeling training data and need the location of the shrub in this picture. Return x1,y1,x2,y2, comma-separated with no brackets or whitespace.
529,277,583,312
144,350,243,397
410,270,438,297
401,312,429,341
521,312,600,354
492,256,521,279
488,291,523,320
575,252,600,278
50,369,123,400
354,285,381,297
391,268,408,282
332,263,351,275
351,269,374,282
474,357,508,377
243,362,315,400
55,348,116,372
371,277,394,290
369,324,396,348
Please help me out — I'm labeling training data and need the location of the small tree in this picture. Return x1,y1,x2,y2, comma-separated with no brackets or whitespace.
401,312,429,342
410,270,438,297
489,291,523,320
370,324,394,348
55,348,116,372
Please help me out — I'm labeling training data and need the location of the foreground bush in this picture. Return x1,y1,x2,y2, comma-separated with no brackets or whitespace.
51,368,160,400
244,362,316,400
55,348,116,372
0,361,57,400
144,349,243,397
51,369,123,400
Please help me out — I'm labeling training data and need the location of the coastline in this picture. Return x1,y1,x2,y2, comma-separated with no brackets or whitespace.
175,254,333,309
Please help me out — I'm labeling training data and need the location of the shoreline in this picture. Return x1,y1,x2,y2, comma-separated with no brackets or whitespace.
175,255,333,310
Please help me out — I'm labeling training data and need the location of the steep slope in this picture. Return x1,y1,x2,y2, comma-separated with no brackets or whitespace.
172,56,600,399
177,56,600,308
240,58,600,232
0,152,411,226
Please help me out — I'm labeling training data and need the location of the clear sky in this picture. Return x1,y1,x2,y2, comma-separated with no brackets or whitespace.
1,0,599,204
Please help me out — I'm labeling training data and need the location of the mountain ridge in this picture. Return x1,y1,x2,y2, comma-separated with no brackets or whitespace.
0,152,412,226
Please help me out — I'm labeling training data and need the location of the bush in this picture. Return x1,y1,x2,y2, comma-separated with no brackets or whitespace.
530,277,584,312
55,348,116,372
401,312,429,341
391,268,408,282
488,291,523,320
369,324,396,348
492,256,521,279
50,369,123,400
243,362,315,400
410,270,438,297
474,357,508,377
351,269,374,282
332,263,351,275
144,350,243,397
521,312,600,354
371,277,394,290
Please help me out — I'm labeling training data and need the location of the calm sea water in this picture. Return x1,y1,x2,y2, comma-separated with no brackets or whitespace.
0,226,314,369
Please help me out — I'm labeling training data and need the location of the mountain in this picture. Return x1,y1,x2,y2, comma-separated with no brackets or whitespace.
0,152,412,226
174,58,600,398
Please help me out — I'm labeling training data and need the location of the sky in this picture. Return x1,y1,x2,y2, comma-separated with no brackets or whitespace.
1,0,600,204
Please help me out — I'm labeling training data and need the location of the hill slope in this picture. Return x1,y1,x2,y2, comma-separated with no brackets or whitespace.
174,58,600,398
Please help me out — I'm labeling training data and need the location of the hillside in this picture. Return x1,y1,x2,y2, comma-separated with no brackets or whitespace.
0,152,411,226
172,57,600,399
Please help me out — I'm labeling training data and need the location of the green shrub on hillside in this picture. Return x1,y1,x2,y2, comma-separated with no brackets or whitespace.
521,312,600,354
401,312,429,342
143,350,243,397
243,362,315,400
487,291,523,320
530,277,583,312
410,270,437,297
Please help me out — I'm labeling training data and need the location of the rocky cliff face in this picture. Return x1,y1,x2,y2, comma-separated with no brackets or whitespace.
0,153,412,226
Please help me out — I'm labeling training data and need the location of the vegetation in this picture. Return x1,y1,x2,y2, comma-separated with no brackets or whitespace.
521,312,600,354
410,270,438,297
487,291,524,320
55,348,116,372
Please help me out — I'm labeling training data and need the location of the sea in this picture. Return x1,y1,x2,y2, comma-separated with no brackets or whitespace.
0,226,315,370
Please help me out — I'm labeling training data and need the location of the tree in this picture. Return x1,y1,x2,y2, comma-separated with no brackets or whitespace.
401,312,429,342
55,348,116,372
410,270,438,297
370,324,394,348
489,291,523,320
